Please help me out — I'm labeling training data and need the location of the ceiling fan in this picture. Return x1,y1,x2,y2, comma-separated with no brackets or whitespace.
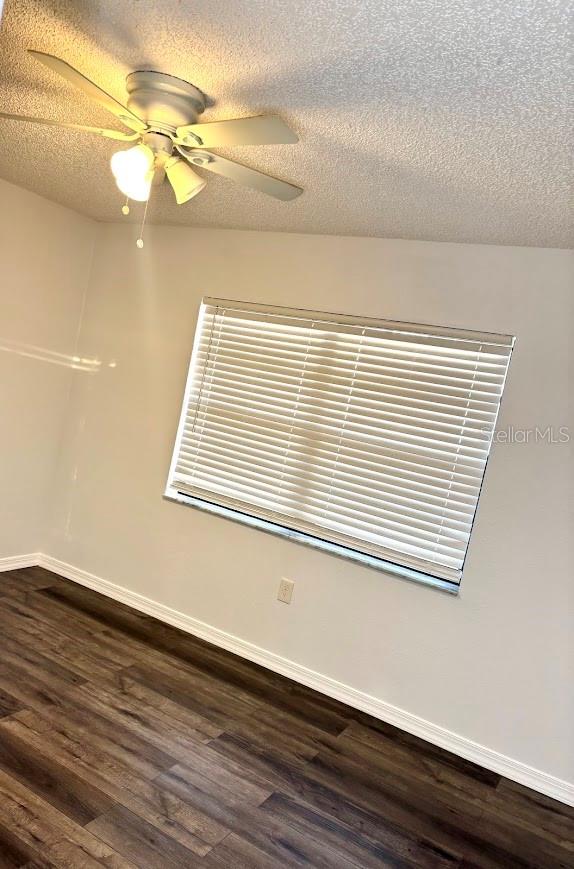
0,51,302,234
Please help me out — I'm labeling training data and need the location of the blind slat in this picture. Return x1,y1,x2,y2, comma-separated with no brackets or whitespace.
186,360,501,422
194,343,507,389
195,332,509,379
178,425,481,504
192,347,506,402
199,316,511,363
184,397,491,464
187,381,494,443
175,453,475,530
182,411,488,480
176,473,468,556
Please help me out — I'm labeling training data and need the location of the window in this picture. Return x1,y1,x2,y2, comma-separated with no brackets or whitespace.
166,298,514,591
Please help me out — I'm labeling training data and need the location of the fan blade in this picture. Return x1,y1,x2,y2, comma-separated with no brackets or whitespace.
29,50,147,133
177,147,302,200
0,111,139,141
175,115,298,147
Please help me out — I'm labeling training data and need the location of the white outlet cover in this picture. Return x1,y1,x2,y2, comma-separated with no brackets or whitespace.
278,578,294,604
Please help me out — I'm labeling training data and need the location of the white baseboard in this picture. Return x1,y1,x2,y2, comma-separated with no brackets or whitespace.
0,553,41,572
24,553,573,807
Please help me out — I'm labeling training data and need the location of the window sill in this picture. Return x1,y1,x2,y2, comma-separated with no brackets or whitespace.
164,487,460,596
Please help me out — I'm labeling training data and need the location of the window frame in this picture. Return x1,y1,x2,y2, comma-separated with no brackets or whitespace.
165,297,515,594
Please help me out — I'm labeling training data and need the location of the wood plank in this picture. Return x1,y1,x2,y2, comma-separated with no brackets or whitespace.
36,584,163,643
0,601,138,673
0,606,128,683
346,716,501,787
3,623,122,684
0,716,228,854
86,804,208,868
120,662,259,729
0,689,22,720
19,862,57,869
206,732,473,864
1,635,87,688
0,818,44,868
156,765,363,868
260,790,456,869
0,567,66,592
0,575,31,603
155,746,274,807
200,737,470,866
206,730,312,794
459,778,574,869
0,726,114,825
0,657,178,777
0,767,135,867
200,833,285,869
38,838,137,869
333,721,498,814
303,745,489,856
40,584,351,735
18,862,57,869
10,705,173,783
14,566,67,586
0,596,106,646
97,670,222,740
223,708,322,764
69,680,213,764
492,777,574,846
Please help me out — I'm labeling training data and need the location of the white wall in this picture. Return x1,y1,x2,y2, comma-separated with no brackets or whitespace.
0,178,94,555
45,222,574,787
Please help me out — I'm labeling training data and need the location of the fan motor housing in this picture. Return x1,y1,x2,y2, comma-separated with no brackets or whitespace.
126,71,205,131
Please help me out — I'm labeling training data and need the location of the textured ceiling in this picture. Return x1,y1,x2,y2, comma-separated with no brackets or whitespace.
0,0,571,246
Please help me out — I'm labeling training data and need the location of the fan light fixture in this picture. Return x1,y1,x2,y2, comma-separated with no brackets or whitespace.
110,143,154,202
165,157,206,204
1,51,302,247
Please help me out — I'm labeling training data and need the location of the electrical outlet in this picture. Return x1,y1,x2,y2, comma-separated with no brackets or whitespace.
277,577,295,604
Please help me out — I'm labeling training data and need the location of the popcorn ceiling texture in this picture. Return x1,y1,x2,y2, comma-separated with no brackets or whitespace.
0,0,571,247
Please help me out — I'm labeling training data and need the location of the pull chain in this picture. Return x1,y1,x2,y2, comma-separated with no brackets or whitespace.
121,196,130,216
136,183,153,249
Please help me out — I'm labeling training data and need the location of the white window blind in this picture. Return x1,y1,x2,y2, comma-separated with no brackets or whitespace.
167,298,514,588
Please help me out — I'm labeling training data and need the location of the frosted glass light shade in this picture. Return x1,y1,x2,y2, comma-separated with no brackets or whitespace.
165,158,206,204
111,144,155,202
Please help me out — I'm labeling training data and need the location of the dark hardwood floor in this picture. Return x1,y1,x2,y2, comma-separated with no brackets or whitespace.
0,567,572,868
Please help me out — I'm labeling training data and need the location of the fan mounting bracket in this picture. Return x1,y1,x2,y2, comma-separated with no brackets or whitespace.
180,148,213,166
126,70,205,131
